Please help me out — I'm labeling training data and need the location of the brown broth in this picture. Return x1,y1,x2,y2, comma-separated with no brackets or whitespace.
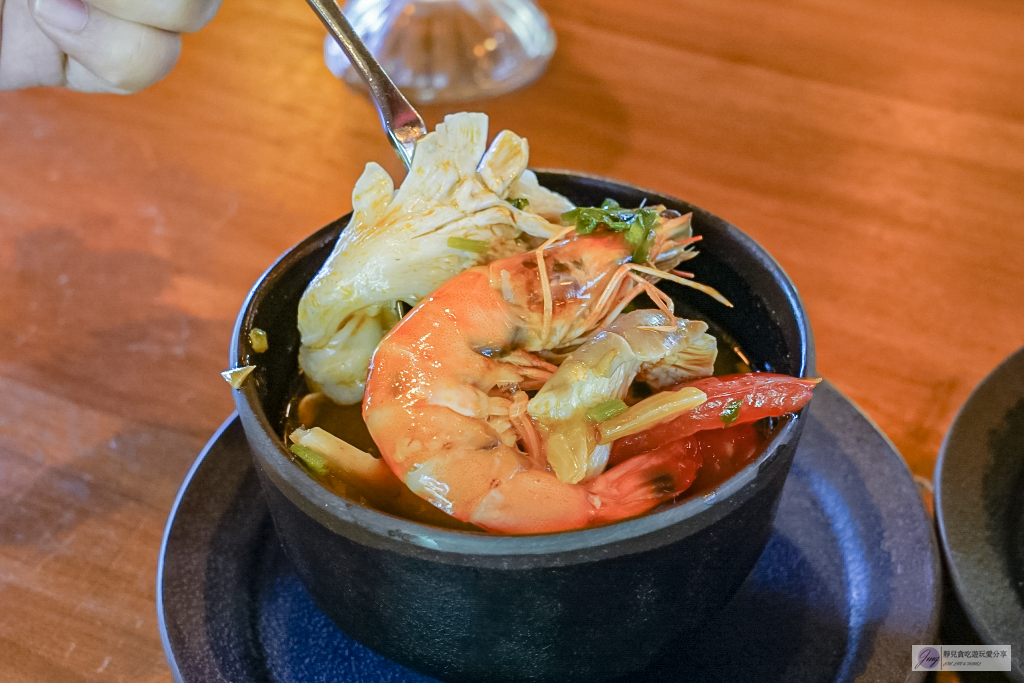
281,312,765,532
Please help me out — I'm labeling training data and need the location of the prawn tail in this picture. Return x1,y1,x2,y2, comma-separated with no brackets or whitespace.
586,438,702,524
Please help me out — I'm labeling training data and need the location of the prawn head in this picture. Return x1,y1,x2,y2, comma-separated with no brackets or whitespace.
527,309,718,483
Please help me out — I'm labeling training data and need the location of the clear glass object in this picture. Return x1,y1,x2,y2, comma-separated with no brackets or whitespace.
324,0,556,104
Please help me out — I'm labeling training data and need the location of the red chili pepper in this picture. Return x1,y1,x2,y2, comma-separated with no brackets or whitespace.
688,422,763,491
610,373,818,464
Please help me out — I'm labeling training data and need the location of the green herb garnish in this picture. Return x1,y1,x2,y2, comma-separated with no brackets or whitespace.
720,399,743,425
249,328,269,353
447,236,489,253
587,398,629,422
508,197,530,210
561,199,660,263
290,443,329,476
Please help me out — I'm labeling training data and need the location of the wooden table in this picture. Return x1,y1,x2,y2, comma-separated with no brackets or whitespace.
2,0,1022,679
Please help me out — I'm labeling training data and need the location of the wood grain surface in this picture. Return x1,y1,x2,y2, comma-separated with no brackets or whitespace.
2,0,1022,679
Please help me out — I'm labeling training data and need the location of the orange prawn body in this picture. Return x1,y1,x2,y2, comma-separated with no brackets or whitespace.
362,229,704,534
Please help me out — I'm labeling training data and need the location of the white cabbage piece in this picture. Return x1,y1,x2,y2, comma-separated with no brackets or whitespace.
297,112,575,404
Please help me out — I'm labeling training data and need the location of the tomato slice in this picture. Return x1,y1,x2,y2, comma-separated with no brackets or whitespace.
610,373,817,464
688,422,763,492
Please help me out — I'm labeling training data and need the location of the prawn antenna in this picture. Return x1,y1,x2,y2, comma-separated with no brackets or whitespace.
629,264,733,309
533,226,577,346
586,261,733,334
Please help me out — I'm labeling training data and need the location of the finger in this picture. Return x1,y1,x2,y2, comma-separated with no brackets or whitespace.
30,0,181,93
63,57,130,93
84,0,220,33
0,0,65,89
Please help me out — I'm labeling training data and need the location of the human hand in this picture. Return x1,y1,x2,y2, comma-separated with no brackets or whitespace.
0,0,220,93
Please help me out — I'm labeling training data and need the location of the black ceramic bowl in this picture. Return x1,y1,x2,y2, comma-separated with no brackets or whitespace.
231,171,815,683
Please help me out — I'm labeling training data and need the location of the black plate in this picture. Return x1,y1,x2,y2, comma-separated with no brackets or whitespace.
158,381,939,682
936,346,1024,681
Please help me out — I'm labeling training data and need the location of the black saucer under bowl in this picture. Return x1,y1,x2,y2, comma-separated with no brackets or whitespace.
936,345,1024,681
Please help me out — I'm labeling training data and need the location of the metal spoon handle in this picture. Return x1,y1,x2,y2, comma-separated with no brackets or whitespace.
305,0,426,169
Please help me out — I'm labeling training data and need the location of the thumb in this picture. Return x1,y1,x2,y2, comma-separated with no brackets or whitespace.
29,0,181,93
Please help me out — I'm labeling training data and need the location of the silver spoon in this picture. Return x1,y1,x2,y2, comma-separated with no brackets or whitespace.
305,0,427,169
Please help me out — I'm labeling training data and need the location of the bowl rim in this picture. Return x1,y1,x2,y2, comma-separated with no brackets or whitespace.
231,170,816,558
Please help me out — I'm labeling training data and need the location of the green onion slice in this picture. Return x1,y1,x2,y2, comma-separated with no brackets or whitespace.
720,399,743,425
508,197,529,210
447,236,489,253
587,398,629,422
290,443,329,476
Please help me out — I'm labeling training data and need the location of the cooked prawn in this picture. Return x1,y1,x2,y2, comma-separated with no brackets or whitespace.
362,219,731,534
